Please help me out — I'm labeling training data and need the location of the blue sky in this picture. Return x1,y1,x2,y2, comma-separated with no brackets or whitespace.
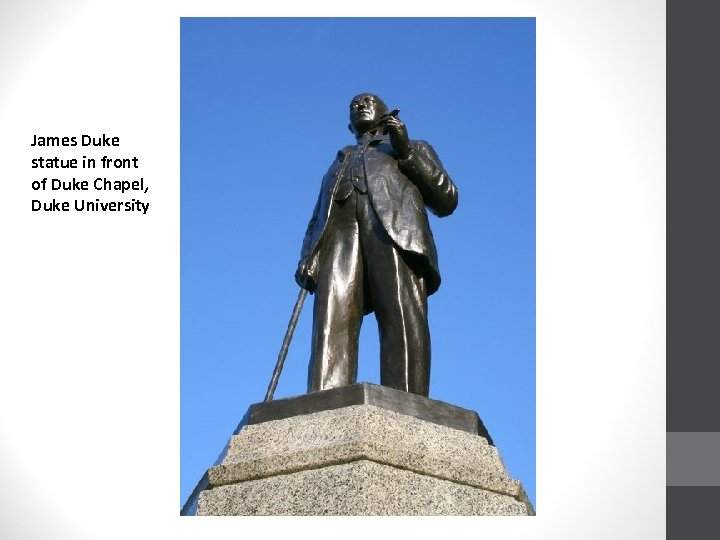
181,17,535,509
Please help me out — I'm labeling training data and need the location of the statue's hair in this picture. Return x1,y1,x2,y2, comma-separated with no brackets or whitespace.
350,93,388,110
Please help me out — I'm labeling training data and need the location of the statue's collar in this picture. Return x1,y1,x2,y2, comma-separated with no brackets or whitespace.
355,130,388,146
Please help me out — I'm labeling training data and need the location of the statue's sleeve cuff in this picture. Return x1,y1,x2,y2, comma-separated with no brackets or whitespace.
398,148,416,165
398,146,430,179
396,148,416,167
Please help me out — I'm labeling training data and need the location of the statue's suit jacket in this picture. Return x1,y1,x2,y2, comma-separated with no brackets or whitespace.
296,135,458,303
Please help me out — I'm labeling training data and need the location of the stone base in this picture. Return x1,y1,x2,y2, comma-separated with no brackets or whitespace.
200,460,526,516
183,384,533,516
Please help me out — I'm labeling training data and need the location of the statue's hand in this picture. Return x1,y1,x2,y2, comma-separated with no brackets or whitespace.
295,261,315,292
384,116,412,160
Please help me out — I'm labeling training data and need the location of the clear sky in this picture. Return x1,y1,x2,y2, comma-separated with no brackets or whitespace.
181,17,535,509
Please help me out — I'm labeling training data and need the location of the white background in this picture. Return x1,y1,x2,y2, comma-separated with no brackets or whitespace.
0,1,665,538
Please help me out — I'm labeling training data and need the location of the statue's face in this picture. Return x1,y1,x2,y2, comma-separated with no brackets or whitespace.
349,94,387,134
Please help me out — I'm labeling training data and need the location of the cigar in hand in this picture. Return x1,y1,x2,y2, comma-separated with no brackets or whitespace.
372,108,400,131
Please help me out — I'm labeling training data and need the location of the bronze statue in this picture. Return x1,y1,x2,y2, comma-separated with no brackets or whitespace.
295,93,458,397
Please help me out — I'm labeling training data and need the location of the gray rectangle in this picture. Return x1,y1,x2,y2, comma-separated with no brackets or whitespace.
667,432,720,486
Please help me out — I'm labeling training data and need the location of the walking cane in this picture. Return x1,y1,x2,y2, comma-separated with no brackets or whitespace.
264,287,308,402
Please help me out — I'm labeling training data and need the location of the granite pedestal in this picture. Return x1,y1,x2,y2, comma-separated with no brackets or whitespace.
182,383,533,516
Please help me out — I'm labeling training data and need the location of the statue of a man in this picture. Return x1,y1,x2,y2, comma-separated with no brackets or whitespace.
295,93,458,397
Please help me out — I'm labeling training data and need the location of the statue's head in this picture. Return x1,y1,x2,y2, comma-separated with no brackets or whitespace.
349,93,388,135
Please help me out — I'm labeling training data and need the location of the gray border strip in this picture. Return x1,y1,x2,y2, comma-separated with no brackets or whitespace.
667,0,720,432
667,432,720,486
668,0,720,534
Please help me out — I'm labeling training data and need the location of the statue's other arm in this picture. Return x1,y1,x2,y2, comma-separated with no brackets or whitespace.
398,141,458,217
383,115,457,217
